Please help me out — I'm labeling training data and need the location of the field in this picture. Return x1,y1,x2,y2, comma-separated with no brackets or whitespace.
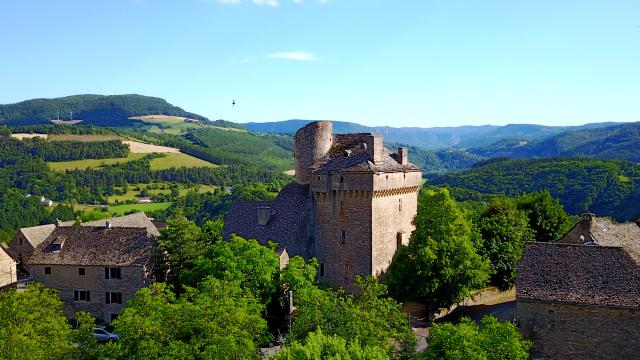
48,152,217,171
107,202,172,216
48,134,124,142
123,140,179,153
130,115,206,134
10,133,48,140
108,183,217,203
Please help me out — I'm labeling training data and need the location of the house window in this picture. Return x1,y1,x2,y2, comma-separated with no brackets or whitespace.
105,292,123,305
78,268,85,276
74,290,91,302
397,233,403,249
50,244,61,252
44,267,51,275
341,230,346,245
19,237,24,245
319,263,325,277
105,267,122,279
339,176,344,184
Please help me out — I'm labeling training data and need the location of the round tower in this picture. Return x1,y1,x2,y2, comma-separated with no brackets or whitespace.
294,121,333,184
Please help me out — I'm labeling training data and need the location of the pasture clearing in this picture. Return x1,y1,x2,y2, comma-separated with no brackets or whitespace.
47,152,217,171
47,153,147,171
108,183,217,203
108,202,172,216
10,133,48,140
123,140,180,153
48,134,124,142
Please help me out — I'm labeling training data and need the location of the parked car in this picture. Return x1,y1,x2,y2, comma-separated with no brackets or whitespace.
92,326,120,343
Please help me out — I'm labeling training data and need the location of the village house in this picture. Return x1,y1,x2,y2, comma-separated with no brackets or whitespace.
9,212,161,271
0,243,18,289
29,224,156,322
223,121,422,289
516,214,640,359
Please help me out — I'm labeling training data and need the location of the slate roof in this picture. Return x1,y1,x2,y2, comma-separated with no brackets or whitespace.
222,183,314,258
29,227,155,267
80,212,160,237
562,215,640,263
517,242,640,308
311,134,420,174
17,224,56,248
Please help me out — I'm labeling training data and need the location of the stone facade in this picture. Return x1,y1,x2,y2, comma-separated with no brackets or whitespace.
0,245,17,289
518,300,640,359
224,121,422,290
31,264,152,321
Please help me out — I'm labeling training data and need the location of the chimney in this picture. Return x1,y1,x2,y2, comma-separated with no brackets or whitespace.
105,220,112,229
397,147,408,165
366,135,384,164
55,218,62,227
257,206,272,226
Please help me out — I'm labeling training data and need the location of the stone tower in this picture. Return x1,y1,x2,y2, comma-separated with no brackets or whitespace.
295,121,422,289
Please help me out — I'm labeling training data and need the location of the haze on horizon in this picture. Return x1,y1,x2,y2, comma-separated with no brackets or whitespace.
1,0,639,127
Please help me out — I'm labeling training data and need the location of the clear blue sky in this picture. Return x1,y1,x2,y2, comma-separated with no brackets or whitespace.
1,0,639,127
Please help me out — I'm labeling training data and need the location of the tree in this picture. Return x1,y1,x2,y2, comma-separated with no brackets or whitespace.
157,213,207,288
0,284,78,360
272,329,390,360
289,275,416,359
478,199,533,288
112,280,270,360
385,188,490,307
516,190,572,242
418,316,531,360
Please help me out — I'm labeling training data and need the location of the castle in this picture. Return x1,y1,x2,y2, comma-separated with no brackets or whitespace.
223,121,422,288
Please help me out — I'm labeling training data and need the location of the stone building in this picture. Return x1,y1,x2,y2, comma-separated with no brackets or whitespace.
224,121,422,289
0,243,18,289
29,225,156,322
516,214,640,359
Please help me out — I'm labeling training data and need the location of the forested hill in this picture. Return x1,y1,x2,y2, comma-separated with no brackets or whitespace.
471,122,640,162
245,119,619,150
431,157,640,221
0,94,208,126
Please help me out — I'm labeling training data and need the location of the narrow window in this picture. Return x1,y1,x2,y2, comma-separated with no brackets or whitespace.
398,198,402,212
319,263,325,277
105,267,110,279
44,267,51,275
78,268,85,276
341,230,346,245
19,238,24,246
105,292,110,304
396,233,403,249
340,176,344,184
344,264,351,285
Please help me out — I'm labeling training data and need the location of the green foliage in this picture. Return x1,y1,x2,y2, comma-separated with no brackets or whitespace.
280,256,318,293
418,316,531,360
385,188,490,307
478,199,533,288
20,138,129,161
0,284,77,360
184,234,281,304
0,94,207,126
272,329,390,360
432,158,640,221
111,280,270,360
288,276,416,359
516,191,573,242
388,143,483,176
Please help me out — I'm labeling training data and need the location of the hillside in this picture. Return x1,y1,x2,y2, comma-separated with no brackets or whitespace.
471,122,640,162
431,157,640,221
0,94,208,127
245,119,619,150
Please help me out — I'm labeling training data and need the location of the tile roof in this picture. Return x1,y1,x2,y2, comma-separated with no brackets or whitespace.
517,242,640,308
562,215,640,263
311,134,420,174
18,224,56,248
29,227,155,267
222,183,314,258
79,212,160,237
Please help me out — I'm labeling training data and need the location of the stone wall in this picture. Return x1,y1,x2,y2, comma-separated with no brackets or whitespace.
9,233,34,266
0,248,17,288
518,299,640,359
31,264,151,322
294,121,333,184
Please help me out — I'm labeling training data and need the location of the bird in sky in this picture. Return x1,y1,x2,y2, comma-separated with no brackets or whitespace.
232,100,236,107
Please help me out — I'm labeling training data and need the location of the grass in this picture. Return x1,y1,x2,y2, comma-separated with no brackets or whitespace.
48,152,217,171
149,153,217,170
48,153,147,171
48,134,124,142
108,183,217,204
108,202,172,216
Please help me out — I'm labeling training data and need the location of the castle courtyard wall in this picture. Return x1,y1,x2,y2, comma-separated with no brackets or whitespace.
517,299,640,359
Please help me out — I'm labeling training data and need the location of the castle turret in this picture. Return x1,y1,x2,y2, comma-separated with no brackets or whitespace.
294,121,333,184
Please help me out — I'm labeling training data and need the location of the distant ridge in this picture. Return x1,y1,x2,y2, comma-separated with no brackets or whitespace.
0,94,208,127
244,119,621,149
